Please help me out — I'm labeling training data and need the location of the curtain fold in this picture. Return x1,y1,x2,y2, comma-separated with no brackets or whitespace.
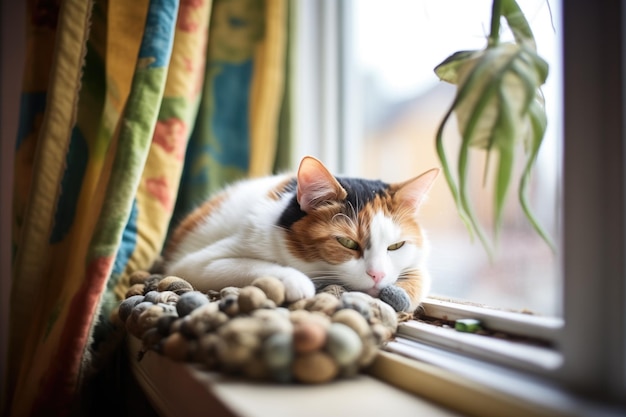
172,0,287,220
7,0,95,414
4,0,288,415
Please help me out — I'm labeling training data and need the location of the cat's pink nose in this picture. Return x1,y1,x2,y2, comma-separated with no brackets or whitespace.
367,270,386,284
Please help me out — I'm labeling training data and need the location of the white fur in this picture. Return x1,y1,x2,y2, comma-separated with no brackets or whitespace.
166,175,315,301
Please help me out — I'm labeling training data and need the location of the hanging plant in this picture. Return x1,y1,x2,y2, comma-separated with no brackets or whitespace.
434,0,555,256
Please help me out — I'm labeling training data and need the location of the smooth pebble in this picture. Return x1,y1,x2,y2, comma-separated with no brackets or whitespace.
176,291,209,317
292,351,338,384
326,322,363,367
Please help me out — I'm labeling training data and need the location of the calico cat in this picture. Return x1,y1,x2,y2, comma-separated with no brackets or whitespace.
163,156,438,312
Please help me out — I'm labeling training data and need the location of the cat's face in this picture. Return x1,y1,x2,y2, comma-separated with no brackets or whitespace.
283,156,438,295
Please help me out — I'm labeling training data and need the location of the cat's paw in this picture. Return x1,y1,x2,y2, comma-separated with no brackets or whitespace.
379,285,411,312
276,269,316,303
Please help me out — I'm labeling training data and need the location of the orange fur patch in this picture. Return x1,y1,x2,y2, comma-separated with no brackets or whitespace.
267,177,294,201
358,194,424,248
389,183,425,247
396,269,425,305
164,192,227,259
284,201,360,264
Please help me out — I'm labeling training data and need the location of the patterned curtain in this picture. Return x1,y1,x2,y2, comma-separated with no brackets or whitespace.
3,0,288,415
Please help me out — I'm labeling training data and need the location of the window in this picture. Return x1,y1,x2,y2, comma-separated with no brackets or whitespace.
351,0,562,317
292,0,625,407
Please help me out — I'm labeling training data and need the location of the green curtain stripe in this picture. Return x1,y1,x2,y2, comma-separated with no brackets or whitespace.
88,0,179,304
90,0,178,259
89,69,171,260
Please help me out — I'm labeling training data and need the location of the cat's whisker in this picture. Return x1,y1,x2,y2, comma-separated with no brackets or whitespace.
346,200,359,222
310,278,357,292
309,273,347,281
331,212,356,228
308,272,345,280
397,269,420,282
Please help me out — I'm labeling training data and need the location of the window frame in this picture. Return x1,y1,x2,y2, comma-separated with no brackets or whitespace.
292,0,626,405
557,0,625,399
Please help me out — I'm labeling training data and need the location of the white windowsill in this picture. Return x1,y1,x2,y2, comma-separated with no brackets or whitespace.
398,320,563,371
421,298,564,342
401,297,566,373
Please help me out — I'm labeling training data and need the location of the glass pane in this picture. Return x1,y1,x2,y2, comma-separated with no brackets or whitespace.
349,0,562,316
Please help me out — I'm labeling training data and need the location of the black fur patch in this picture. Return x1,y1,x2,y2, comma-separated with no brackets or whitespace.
276,177,389,230
277,194,307,229
336,177,389,211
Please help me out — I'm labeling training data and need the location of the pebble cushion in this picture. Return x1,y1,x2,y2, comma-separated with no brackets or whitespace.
115,271,402,384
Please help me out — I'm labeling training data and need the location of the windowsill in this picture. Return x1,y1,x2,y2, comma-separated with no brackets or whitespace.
398,319,562,371
127,330,625,417
127,336,458,417
377,337,626,417
406,298,564,373
421,297,564,341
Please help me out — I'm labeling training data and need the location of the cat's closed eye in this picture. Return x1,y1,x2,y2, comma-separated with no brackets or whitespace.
336,236,359,251
387,241,405,251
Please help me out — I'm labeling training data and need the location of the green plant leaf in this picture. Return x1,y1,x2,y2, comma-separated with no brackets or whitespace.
433,0,555,255
434,50,479,84
493,92,516,233
457,130,494,256
502,0,537,49
519,98,555,251
435,104,474,236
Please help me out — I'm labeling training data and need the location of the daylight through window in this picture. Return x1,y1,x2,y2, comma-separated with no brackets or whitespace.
347,0,562,316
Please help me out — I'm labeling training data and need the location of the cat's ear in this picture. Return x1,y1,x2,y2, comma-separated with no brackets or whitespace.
297,156,347,212
394,168,439,210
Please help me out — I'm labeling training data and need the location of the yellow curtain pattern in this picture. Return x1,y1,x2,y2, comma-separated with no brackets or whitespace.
3,0,288,415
